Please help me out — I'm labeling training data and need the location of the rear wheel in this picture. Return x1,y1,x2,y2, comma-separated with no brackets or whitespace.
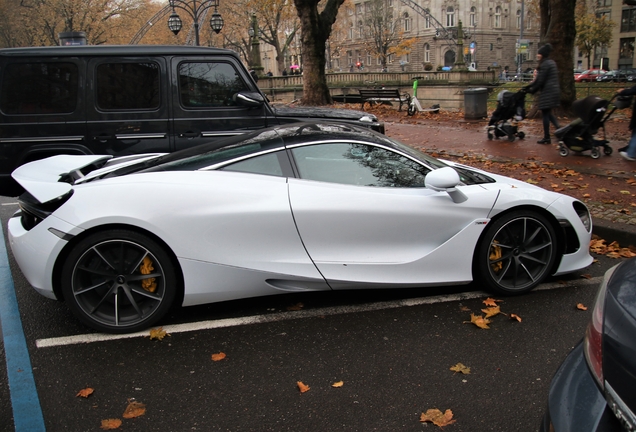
61,229,178,333
591,147,601,159
476,211,557,295
604,146,613,156
517,131,525,140
559,145,569,157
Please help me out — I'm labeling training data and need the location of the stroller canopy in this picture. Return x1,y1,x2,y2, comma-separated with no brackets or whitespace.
572,95,609,125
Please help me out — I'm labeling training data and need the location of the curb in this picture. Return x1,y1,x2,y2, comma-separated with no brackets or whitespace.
593,217,636,247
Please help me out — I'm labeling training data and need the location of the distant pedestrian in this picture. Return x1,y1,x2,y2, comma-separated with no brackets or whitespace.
282,69,288,76
523,43,560,144
616,85,636,161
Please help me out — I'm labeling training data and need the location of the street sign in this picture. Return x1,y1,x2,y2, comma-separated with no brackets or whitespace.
516,39,529,54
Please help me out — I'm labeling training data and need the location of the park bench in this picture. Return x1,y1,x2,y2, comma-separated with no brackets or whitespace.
358,88,411,111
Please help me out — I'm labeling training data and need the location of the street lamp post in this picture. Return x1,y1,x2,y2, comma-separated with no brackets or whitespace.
248,14,263,76
168,0,224,46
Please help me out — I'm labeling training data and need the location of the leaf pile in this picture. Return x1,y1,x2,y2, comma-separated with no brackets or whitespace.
590,238,636,258
463,298,521,329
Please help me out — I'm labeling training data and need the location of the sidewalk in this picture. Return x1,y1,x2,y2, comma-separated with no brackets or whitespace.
382,116,636,247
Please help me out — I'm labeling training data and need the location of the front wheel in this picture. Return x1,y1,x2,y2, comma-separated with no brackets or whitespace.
476,211,557,295
407,103,416,116
604,146,613,156
591,147,601,159
61,229,178,333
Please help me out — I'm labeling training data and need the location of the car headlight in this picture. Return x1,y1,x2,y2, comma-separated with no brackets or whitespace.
573,201,592,232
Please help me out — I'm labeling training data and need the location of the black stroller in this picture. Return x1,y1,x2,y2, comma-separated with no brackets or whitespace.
555,94,632,159
487,90,527,142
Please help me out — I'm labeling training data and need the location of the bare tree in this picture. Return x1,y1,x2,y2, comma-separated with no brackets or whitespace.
363,0,414,71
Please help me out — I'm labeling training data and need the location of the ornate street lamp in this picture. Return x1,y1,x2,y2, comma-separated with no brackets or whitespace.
167,0,224,45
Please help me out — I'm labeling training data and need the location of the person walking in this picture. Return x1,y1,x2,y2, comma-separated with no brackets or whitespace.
523,43,561,144
616,85,636,161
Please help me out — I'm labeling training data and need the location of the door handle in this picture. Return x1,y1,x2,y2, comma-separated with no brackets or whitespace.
94,134,114,143
179,131,200,138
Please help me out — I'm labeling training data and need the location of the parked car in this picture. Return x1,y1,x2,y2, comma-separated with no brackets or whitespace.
540,258,636,432
0,45,384,197
596,69,633,82
8,122,594,333
575,69,607,82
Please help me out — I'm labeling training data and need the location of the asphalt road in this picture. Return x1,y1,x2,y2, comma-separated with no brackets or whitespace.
0,194,625,432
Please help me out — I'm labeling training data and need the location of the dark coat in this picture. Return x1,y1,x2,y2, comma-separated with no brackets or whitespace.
619,85,636,130
527,59,560,109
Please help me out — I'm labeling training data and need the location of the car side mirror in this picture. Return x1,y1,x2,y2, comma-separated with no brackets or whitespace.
234,91,265,108
425,167,467,203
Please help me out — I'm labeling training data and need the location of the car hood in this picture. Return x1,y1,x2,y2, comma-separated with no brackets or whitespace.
271,105,378,122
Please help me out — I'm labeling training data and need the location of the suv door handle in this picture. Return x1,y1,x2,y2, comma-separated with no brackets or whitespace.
94,134,114,142
179,131,200,138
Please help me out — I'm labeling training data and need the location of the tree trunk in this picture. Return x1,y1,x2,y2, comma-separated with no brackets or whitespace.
541,0,577,114
293,0,344,105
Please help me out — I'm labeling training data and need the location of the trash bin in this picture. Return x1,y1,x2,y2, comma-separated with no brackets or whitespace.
464,87,488,120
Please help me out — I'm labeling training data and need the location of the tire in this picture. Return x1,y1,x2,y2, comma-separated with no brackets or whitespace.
476,211,557,295
487,132,493,140
591,147,601,159
407,104,416,116
604,146,613,156
559,145,569,157
517,131,525,140
61,229,178,333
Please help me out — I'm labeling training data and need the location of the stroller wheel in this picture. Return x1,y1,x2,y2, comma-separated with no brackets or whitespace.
559,145,569,157
517,131,525,140
487,132,493,140
590,147,601,159
604,146,613,156
507,134,515,142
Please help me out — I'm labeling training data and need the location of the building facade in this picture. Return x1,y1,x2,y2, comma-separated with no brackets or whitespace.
587,0,636,71
331,0,541,73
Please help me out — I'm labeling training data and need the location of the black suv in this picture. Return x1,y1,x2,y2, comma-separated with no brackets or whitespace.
0,45,384,196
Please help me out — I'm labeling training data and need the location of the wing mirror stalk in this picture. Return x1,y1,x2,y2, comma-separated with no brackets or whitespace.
425,167,468,203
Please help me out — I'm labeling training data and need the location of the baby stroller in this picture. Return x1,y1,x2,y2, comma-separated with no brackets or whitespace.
555,94,632,159
487,90,527,142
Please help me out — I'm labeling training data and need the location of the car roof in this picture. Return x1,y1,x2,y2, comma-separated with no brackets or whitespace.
0,45,238,59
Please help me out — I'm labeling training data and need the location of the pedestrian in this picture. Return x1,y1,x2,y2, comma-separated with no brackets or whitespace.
282,69,287,76
616,85,636,160
523,43,561,144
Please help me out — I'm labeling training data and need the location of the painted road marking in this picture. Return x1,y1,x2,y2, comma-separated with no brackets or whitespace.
0,225,46,431
35,277,601,349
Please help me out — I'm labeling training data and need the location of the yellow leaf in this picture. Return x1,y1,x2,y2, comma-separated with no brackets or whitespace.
526,179,539,184
449,363,471,374
510,314,522,322
76,387,94,398
420,408,457,427
621,190,632,195
332,381,344,388
482,298,502,307
122,400,146,419
211,352,226,361
148,327,169,341
597,188,610,192
100,419,122,430
577,303,588,311
481,306,501,318
583,193,591,198
464,313,491,329
297,381,310,393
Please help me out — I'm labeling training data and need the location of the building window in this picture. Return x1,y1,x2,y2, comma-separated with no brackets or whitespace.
356,3,362,14
425,15,430,28
620,38,635,66
470,7,476,27
495,6,502,28
358,21,364,38
367,52,372,66
598,0,612,6
446,6,455,27
517,10,521,28
404,12,411,31
365,2,371,13
424,43,430,62
622,8,636,33
349,22,354,39
347,51,353,65
526,12,533,29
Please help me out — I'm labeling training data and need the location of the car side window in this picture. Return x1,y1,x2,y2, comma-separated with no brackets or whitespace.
178,62,249,108
220,152,284,177
0,62,79,115
291,143,429,187
95,62,160,110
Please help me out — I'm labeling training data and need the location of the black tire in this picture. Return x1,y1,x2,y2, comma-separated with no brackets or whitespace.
604,146,613,156
476,211,557,295
487,132,493,140
61,229,178,333
407,104,416,116
591,147,601,159
559,146,569,157
507,133,515,142
517,131,525,140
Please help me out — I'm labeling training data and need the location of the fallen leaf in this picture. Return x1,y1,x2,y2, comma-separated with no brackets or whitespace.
332,381,344,388
122,401,146,419
449,363,471,374
100,419,122,430
510,314,522,322
580,274,592,279
459,305,471,312
287,302,304,311
297,381,310,393
148,327,169,341
577,303,588,311
482,298,502,307
464,313,491,329
76,387,94,398
211,352,226,361
621,190,632,195
583,193,591,198
526,179,539,184
597,188,610,193
420,408,457,427
481,306,501,318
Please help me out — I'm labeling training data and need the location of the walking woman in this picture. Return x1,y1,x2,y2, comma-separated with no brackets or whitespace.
524,43,561,144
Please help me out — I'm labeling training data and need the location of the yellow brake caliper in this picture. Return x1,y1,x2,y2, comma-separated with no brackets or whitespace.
489,240,503,273
140,256,157,293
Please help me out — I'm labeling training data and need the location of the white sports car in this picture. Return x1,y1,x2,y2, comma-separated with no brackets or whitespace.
8,123,593,333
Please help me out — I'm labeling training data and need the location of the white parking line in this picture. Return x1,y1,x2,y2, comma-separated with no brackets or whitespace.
36,277,602,349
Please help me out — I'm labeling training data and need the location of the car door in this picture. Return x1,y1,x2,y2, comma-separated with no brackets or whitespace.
170,56,271,150
287,142,499,288
85,56,171,156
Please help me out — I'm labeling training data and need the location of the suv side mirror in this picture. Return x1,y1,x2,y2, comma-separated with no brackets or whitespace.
234,91,265,108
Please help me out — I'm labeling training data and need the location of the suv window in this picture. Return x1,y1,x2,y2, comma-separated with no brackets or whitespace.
96,62,160,110
178,62,249,108
0,62,78,115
